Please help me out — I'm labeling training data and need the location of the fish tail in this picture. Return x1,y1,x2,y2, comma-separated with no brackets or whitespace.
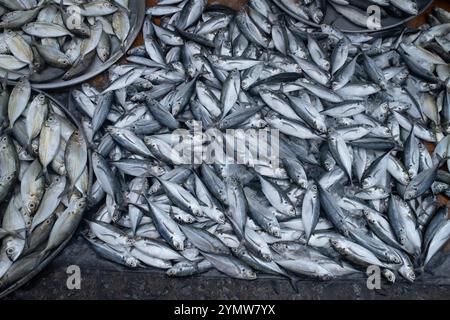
120,43,127,54
35,167,50,183
24,229,33,248
59,183,74,200
37,249,49,264
35,169,45,181
288,276,300,294
25,143,35,155
0,126,11,136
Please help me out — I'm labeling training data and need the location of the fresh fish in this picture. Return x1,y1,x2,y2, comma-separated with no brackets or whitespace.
77,4,450,286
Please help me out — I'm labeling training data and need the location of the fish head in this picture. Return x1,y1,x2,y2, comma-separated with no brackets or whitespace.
5,239,21,261
270,242,286,253
0,173,15,185
75,197,88,211
152,166,166,177
124,256,138,268
144,136,157,148
189,204,202,216
4,30,20,43
297,177,308,189
268,225,281,238
171,102,183,116
386,252,402,265
58,57,71,68
44,115,58,127
166,268,178,277
362,209,376,224
403,188,417,201
399,266,416,283
242,267,257,280
182,214,195,224
260,251,272,262
172,237,185,251
100,2,116,10
36,94,47,104
324,160,334,172
383,270,396,283
331,81,340,91
23,197,40,216
250,118,267,129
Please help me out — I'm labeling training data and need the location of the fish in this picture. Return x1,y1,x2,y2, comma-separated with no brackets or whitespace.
76,3,450,286
0,1,133,82
0,80,90,287
7,78,31,129
38,115,61,181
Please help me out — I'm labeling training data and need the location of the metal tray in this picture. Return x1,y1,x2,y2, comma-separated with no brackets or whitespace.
27,0,146,90
0,87,91,298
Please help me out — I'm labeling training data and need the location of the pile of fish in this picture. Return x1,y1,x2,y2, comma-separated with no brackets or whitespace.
0,79,88,290
0,0,132,82
147,0,433,29
76,0,450,285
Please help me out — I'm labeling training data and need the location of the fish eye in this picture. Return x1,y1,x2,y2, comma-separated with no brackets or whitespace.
29,203,35,209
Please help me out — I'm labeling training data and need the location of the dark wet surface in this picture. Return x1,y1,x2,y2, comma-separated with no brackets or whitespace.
5,235,450,300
